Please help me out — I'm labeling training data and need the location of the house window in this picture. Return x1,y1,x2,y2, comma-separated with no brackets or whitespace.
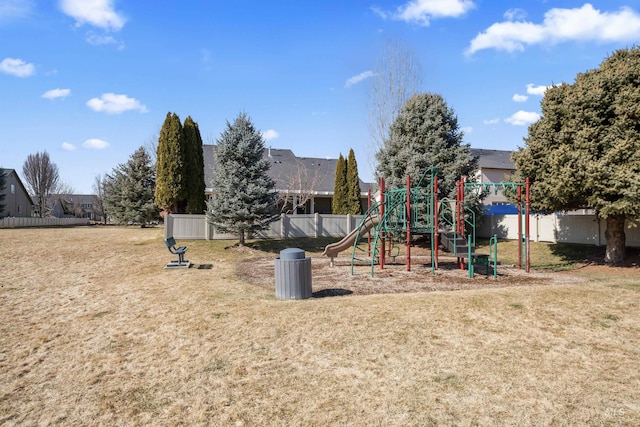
17,205,22,214
10,184,15,194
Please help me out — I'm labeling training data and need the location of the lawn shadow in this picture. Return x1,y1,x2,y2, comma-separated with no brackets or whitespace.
192,264,213,269
249,237,339,255
548,243,639,267
312,288,354,298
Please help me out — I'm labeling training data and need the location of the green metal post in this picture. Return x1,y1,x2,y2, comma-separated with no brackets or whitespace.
468,234,473,278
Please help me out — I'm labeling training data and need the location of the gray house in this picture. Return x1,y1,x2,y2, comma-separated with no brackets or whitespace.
0,168,34,218
203,145,374,214
470,148,516,207
49,194,105,222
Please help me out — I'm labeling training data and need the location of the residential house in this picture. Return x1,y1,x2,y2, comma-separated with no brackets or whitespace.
203,145,374,214
0,168,34,218
50,194,105,222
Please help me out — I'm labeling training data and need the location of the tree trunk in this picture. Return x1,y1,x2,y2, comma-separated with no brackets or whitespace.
239,230,246,246
604,214,626,264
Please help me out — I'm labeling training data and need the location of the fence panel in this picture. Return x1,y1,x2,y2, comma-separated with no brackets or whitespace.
0,217,90,228
164,212,640,247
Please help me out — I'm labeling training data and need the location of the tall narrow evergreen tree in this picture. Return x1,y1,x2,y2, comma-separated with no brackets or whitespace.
332,154,348,214
155,112,186,213
346,148,362,214
183,116,206,214
206,112,277,246
104,147,159,225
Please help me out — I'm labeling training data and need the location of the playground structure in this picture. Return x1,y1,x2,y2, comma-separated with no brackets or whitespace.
322,168,531,278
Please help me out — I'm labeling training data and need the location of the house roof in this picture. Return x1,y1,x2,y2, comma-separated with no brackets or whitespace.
203,145,375,195
1,168,35,206
471,148,515,170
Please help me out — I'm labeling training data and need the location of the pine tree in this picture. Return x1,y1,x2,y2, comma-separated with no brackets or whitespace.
332,154,348,214
346,149,362,214
513,47,640,264
376,93,477,198
104,147,159,225
183,116,206,214
155,112,186,213
206,112,277,245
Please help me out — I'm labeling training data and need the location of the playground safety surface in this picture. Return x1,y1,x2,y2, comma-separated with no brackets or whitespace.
236,255,590,297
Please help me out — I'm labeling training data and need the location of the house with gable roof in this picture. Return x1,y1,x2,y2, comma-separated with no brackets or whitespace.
0,168,34,218
202,145,375,215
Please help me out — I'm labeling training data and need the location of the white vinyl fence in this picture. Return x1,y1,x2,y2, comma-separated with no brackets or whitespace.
477,212,640,247
164,213,364,240
166,212,640,247
0,217,90,228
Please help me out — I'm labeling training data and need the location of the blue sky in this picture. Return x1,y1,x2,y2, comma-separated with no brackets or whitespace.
2,0,640,193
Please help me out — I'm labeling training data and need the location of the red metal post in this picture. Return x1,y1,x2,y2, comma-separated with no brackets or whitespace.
434,176,439,270
380,177,385,270
406,175,411,272
367,188,371,257
526,178,531,273
517,185,522,270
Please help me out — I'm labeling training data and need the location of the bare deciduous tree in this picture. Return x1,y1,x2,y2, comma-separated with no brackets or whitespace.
367,39,423,170
22,151,63,217
92,174,108,223
277,160,323,214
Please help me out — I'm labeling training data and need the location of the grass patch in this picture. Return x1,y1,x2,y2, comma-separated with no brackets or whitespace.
2,226,640,425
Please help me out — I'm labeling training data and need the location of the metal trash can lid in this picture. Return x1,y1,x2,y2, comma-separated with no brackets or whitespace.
279,248,305,260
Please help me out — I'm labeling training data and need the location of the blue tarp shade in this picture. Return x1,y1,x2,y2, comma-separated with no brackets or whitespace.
485,204,519,215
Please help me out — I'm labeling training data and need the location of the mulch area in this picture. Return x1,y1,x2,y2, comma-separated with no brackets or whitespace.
236,254,584,297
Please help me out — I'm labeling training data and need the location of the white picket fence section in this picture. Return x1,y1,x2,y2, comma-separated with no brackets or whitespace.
164,213,364,240
0,217,90,228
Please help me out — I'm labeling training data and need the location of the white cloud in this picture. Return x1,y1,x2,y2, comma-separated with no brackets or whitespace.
59,0,126,31
512,93,528,102
61,142,76,151
42,88,71,100
461,126,473,135
0,57,35,77
86,33,115,45
82,138,110,149
376,0,475,26
526,83,551,96
0,0,34,21
504,8,526,21
86,93,148,114
505,110,540,126
262,129,279,141
345,70,376,88
467,4,640,55
483,118,500,125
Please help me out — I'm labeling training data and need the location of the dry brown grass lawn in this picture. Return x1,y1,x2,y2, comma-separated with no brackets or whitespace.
1,226,639,426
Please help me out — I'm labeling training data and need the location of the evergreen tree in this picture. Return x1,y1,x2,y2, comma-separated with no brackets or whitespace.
0,168,6,218
155,112,186,213
346,149,362,214
513,47,640,264
183,116,206,214
104,147,159,225
332,154,348,214
206,112,277,245
376,93,477,198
